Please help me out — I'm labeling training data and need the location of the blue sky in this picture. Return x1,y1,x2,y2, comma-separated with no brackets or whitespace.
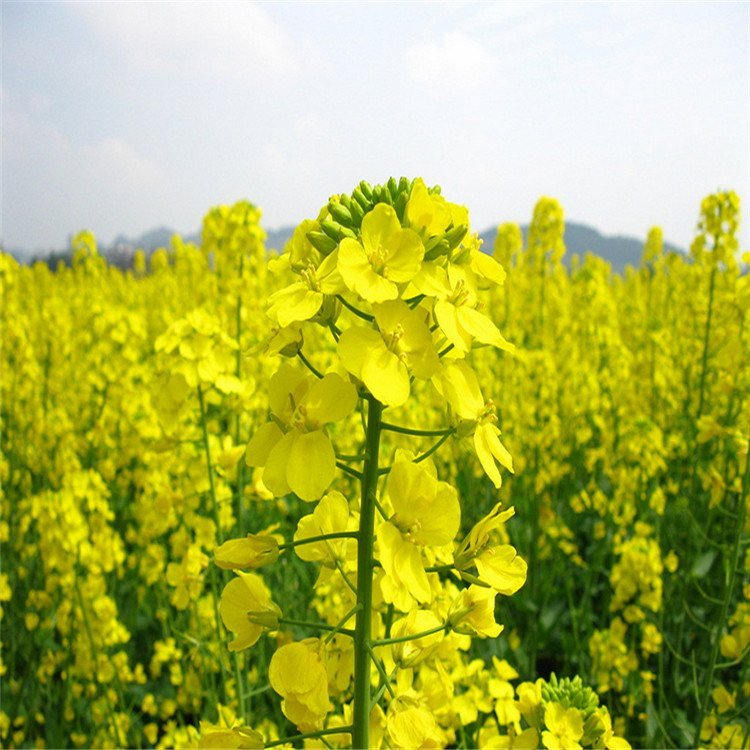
2,1,748,254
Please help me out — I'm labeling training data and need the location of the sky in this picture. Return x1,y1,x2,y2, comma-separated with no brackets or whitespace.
2,1,748,255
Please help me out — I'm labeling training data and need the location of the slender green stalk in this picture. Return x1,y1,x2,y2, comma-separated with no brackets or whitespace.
298,349,324,379
696,265,717,422
265,726,353,748
336,294,374,322
381,422,452,437
691,449,749,746
372,623,447,647
73,576,124,748
235,254,245,537
277,618,355,637
198,385,245,714
278,532,359,552
352,397,383,750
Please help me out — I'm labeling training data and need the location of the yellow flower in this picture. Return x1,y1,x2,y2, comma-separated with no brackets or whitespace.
455,502,527,595
269,640,329,732
448,585,503,638
433,360,513,488
214,534,280,571
339,300,438,406
198,721,264,749
266,250,341,327
245,366,357,501
390,609,445,666
386,695,443,749
541,703,583,750
294,491,353,567
338,203,423,303
378,457,460,610
387,458,461,548
594,708,632,750
405,178,453,238
432,265,514,354
378,521,431,611
219,572,280,651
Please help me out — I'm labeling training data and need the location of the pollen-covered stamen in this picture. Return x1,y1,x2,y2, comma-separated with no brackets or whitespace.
479,400,498,425
381,324,405,353
367,245,390,277
291,403,313,432
448,279,470,307
300,265,321,292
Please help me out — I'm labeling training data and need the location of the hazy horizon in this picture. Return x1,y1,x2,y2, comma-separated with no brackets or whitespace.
3,1,748,254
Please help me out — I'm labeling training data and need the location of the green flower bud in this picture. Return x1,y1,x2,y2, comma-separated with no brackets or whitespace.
306,231,338,256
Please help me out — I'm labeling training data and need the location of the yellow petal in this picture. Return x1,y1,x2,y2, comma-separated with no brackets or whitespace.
287,430,335,501
303,373,357,425
262,431,296,496
362,345,410,406
338,326,383,379
245,422,283,467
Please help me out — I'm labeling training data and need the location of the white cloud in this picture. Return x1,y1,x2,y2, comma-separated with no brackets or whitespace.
407,32,495,88
69,1,301,80
2,101,173,248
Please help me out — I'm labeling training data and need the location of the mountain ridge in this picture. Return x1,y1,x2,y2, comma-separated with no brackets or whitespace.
9,220,684,273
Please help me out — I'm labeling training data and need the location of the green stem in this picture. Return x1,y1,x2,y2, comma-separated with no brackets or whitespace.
277,618,355,637
352,397,383,750
324,604,361,644
696,264,717,422
691,449,748,746
73,576,124,748
298,349,324,379
236,254,245,537
372,623,447,647
264,726,353,748
336,294,374,322
197,385,223,544
198,385,243,710
381,422,453,437
366,643,396,698
278,532,359,551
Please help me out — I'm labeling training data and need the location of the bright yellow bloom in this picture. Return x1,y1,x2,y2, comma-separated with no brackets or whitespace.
198,721,264,749
339,300,437,406
245,366,357,501
405,178,453,238
378,521,431,611
448,584,502,638
266,250,341,327
386,695,442,749
594,708,631,750
294,491,353,567
338,204,423,303
432,265,514,353
541,703,583,750
269,639,329,732
387,458,460,547
219,572,280,651
378,457,460,610
214,534,280,571
455,502,527,595
475,546,528,596
434,360,514,487
390,609,445,667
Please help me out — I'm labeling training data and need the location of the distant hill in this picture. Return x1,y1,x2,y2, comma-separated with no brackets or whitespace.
8,220,684,273
478,221,683,273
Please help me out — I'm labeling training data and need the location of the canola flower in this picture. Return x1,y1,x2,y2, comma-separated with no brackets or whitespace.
1,187,746,749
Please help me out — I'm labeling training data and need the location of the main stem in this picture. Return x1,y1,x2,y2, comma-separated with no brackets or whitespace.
352,396,383,750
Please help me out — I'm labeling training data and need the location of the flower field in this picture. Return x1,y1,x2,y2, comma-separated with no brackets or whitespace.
1,180,747,749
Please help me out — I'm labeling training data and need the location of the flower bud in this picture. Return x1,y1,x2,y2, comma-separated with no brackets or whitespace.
215,535,280,570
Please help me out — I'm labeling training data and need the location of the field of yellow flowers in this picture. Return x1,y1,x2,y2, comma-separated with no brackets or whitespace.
1,180,747,750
